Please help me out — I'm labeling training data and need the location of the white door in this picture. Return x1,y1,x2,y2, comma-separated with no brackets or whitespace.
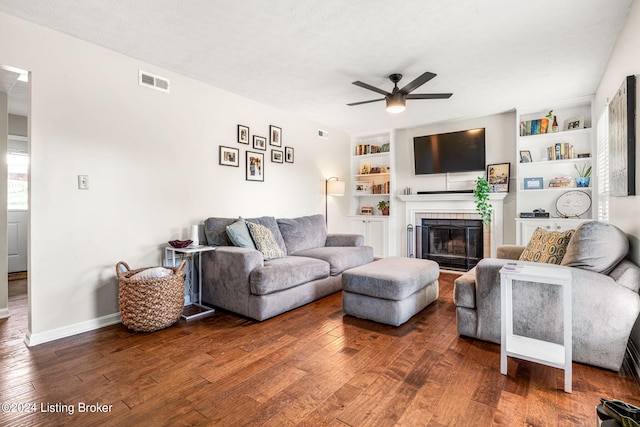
8,211,27,272
7,138,28,273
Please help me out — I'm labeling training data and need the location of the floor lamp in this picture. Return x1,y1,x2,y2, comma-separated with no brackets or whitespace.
325,177,345,226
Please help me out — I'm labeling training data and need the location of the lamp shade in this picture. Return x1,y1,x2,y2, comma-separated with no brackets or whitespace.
327,180,345,196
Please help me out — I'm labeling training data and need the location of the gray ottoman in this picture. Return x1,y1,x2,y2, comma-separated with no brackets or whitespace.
342,257,439,326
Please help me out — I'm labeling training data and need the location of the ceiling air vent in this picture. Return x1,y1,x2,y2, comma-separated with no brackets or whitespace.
138,70,170,93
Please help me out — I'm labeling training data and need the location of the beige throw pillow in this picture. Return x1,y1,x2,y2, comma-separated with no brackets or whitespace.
519,227,575,264
246,221,285,260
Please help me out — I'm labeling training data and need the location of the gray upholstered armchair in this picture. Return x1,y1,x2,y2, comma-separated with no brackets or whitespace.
453,221,640,371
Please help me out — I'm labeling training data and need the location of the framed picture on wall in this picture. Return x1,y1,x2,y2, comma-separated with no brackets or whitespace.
246,151,264,182
609,75,636,196
285,146,294,163
219,146,239,167
487,162,510,193
271,149,283,163
269,125,282,147
253,135,267,151
237,125,249,144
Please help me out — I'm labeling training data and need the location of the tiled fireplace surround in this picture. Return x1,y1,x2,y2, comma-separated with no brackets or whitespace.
399,193,508,260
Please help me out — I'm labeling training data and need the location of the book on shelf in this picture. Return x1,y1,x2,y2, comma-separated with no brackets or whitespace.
548,176,573,188
355,144,384,156
519,118,556,136
371,181,390,194
546,143,575,161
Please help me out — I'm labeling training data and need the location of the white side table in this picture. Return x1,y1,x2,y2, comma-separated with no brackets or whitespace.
164,245,216,320
500,263,573,393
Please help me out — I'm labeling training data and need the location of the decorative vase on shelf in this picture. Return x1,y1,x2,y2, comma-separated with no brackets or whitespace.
552,116,559,132
576,177,590,187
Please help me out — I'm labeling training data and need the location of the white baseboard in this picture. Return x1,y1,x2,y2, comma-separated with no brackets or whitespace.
24,312,122,347
0,307,10,319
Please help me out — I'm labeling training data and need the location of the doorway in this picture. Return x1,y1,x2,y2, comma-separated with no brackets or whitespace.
1,65,29,331
8,136,28,274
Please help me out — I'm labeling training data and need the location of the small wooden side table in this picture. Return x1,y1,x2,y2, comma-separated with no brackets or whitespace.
164,245,216,320
500,263,573,393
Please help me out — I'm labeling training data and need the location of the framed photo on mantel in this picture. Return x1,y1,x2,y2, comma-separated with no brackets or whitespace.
487,162,510,193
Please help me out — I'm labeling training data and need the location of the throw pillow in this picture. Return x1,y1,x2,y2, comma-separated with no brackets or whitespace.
226,218,256,249
560,221,629,274
518,227,575,264
246,221,285,260
130,267,173,280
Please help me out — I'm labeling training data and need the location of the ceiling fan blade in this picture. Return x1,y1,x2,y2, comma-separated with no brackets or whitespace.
406,93,453,99
352,81,391,96
400,71,436,94
347,98,385,106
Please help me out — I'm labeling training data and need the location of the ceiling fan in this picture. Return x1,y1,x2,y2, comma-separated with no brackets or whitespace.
347,71,452,113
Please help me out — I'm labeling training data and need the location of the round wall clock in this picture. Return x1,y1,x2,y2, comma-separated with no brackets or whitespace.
555,190,592,218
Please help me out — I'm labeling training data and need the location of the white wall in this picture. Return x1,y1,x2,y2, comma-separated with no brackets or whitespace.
0,12,350,342
393,112,518,254
594,0,640,355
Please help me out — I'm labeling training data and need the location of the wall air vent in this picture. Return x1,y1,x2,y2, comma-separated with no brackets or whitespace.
138,70,170,93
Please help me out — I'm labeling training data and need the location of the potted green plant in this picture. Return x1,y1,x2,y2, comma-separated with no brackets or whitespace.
377,200,390,216
574,163,592,187
474,177,492,224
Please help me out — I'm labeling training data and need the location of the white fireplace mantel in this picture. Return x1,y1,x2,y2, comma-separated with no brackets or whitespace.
398,192,508,258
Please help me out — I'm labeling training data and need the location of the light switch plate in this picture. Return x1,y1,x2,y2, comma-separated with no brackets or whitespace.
78,175,89,190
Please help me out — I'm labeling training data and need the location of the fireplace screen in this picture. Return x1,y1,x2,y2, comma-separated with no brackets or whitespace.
419,219,483,271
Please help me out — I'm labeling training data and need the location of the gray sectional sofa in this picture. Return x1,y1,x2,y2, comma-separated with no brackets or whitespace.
454,221,640,371
200,214,373,321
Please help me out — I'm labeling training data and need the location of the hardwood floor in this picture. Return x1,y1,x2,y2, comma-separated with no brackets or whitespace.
1,273,638,426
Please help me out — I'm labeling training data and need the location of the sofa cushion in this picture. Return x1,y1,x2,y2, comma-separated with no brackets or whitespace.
250,256,330,295
291,246,373,276
246,221,285,260
204,217,236,246
610,261,640,293
246,216,287,254
560,221,629,274
277,214,327,254
226,218,256,249
519,227,574,264
204,216,287,253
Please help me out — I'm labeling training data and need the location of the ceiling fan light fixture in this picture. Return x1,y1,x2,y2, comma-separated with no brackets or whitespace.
386,93,406,113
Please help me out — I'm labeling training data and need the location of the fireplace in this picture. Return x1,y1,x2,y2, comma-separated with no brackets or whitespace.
400,192,507,261
416,218,484,271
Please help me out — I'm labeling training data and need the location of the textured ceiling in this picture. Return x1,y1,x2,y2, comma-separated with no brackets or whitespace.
0,0,633,133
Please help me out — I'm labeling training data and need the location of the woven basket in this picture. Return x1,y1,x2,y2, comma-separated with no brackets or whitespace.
116,260,186,332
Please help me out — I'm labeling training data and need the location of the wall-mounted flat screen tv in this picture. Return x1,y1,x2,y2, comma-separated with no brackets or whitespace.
413,128,486,175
